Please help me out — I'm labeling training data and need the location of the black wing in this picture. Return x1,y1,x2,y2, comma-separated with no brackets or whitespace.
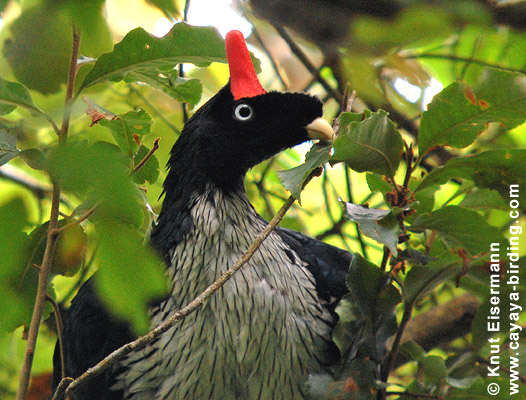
275,226,351,304
52,278,133,400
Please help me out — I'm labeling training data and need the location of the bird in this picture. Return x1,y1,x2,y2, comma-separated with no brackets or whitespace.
53,30,352,400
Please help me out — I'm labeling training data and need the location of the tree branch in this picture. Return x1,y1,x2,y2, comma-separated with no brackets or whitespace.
15,28,81,400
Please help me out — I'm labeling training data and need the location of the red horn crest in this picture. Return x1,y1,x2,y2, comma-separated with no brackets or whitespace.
225,30,266,100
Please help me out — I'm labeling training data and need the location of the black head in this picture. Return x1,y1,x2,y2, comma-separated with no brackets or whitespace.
164,83,332,193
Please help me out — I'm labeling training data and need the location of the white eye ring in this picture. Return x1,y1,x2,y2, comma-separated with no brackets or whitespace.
234,103,254,121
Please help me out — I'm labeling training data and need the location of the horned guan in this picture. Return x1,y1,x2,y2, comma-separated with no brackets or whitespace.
53,30,351,399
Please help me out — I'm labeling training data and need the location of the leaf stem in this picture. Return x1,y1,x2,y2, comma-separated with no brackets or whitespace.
52,203,98,236
378,301,414,399
132,137,160,173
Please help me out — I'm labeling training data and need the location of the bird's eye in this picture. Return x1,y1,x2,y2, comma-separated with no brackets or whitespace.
233,103,254,121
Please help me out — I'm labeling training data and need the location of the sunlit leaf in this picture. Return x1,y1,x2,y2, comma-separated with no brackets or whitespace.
422,355,448,384
27,220,87,278
419,68,526,156
400,340,426,363
3,1,112,94
146,0,178,14
80,23,232,91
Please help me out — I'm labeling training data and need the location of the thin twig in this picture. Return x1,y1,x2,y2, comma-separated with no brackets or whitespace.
52,203,98,236
273,25,343,103
252,27,289,90
46,294,65,379
402,142,414,190
52,378,73,400
132,137,160,173
378,301,414,400
15,28,81,400
59,173,318,399
408,53,526,74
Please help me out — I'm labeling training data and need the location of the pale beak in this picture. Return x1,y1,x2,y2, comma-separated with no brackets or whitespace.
305,117,334,142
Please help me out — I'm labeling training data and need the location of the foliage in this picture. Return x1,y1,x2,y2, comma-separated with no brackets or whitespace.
0,1,525,399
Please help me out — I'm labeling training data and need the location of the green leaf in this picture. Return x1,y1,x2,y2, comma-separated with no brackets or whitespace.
0,76,43,116
95,222,168,333
80,23,232,91
422,355,447,384
419,68,526,156
26,220,87,278
341,202,400,255
3,4,71,94
404,262,462,304
416,149,526,203
3,1,112,94
0,130,19,166
100,110,153,158
366,172,392,195
334,253,400,372
346,253,402,319
47,141,144,227
409,205,505,255
125,72,203,108
278,143,331,203
459,188,508,210
19,148,46,170
399,340,426,363
330,110,403,178
448,376,523,400
133,145,160,185
0,197,33,332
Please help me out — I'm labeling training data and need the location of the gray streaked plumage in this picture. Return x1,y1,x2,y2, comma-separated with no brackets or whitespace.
117,188,337,399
